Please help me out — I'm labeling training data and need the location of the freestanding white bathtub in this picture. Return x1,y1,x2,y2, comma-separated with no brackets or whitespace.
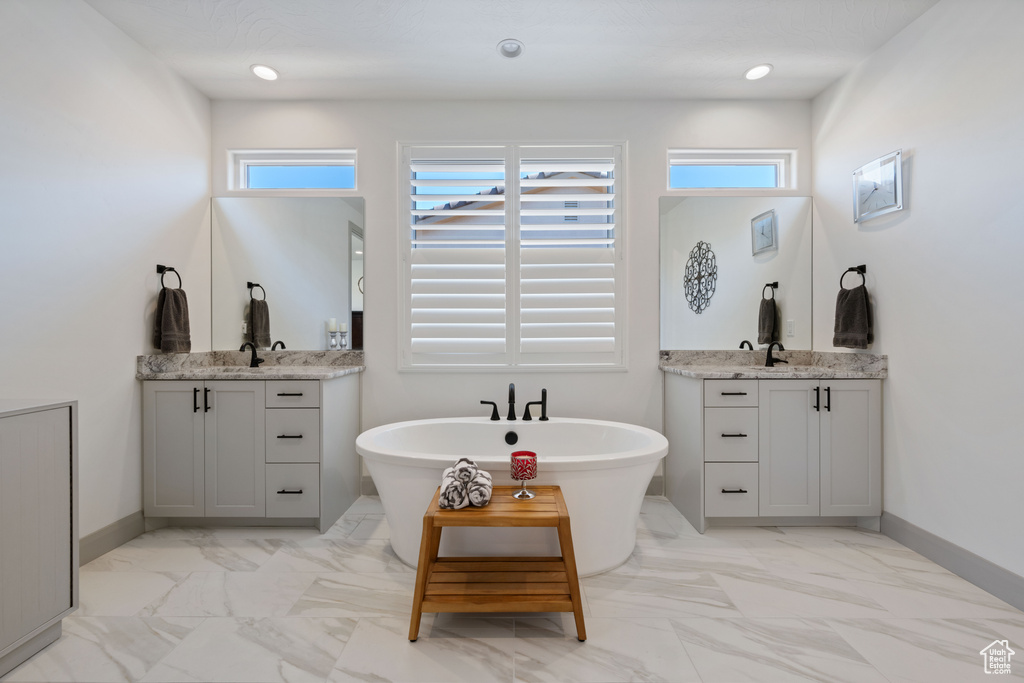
355,417,668,576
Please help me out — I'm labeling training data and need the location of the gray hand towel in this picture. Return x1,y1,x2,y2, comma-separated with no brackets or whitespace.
833,284,873,348
154,288,191,353
249,299,271,348
758,298,777,344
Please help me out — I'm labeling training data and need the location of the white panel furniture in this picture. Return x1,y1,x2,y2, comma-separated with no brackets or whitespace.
665,374,881,532
144,376,359,532
0,400,78,678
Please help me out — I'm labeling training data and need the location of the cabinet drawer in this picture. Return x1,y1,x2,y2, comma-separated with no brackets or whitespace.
266,409,321,463
266,464,320,518
704,380,758,407
266,381,320,408
705,463,759,517
704,408,758,462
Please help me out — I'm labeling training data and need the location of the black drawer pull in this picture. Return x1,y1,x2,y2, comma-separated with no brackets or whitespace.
276,489,304,495
721,392,748,396
721,488,748,494
277,434,303,439
193,387,200,413
721,433,748,438
277,392,304,397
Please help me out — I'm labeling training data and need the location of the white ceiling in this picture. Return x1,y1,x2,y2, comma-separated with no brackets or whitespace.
84,0,939,101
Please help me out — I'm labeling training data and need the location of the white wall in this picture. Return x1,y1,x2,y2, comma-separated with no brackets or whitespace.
812,0,1024,577
212,100,811,432
0,1,211,537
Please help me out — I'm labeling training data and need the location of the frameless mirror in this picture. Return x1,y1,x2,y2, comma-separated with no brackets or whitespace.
211,197,365,350
660,196,812,350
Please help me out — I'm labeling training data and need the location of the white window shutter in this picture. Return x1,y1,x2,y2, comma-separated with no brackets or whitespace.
403,144,623,368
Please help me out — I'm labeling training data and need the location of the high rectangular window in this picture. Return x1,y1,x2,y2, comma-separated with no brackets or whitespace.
402,144,624,369
668,150,795,190
230,149,357,190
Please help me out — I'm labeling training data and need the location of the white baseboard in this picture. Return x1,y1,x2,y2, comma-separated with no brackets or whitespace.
881,511,1024,612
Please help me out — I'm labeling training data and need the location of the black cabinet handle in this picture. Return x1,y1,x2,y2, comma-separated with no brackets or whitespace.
277,434,303,439
276,392,304,397
204,387,211,412
721,488,748,494
721,433,748,438
813,386,820,412
721,392,748,396
193,387,200,413
276,489,303,495
825,386,831,412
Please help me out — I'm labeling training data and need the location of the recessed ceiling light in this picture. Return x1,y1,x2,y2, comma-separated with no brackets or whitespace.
251,64,279,81
744,64,773,80
497,39,525,59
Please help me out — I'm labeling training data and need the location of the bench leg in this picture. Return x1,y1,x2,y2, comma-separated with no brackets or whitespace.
557,517,587,641
409,515,440,641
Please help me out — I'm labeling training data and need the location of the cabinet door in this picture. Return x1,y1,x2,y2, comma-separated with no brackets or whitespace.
820,380,882,516
205,381,266,517
759,380,819,516
0,407,73,653
144,381,204,517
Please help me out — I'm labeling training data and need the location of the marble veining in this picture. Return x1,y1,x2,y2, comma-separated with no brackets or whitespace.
10,494,1024,683
659,349,887,378
136,350,364,380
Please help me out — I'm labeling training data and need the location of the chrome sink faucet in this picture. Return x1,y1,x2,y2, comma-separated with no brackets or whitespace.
765,341,788,367
239,342,264,368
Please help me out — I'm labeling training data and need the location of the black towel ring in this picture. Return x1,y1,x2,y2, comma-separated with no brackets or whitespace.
762,282,778,300
247,282,266,301
840,265,867,289
156,264,181,289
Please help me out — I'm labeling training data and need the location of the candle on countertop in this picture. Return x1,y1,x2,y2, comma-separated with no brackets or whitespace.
328,318,338,332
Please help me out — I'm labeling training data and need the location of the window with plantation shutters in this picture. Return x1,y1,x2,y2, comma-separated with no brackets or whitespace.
402,144,624,368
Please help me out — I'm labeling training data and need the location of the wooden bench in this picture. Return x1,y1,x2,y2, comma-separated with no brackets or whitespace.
408,485,586,641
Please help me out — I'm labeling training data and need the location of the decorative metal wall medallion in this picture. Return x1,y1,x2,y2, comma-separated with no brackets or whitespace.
684,241,717,314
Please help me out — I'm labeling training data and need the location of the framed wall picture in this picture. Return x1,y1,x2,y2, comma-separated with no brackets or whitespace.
853,149,902,223
751,209,777,255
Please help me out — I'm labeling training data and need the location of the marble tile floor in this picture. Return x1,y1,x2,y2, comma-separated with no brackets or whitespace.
5,496,1023,683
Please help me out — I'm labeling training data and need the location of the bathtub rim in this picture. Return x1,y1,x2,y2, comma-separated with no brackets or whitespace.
355,416,668,471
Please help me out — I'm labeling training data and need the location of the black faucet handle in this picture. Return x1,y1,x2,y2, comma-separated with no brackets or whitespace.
254,357,265,367
522,401,542,421
480,400,500,421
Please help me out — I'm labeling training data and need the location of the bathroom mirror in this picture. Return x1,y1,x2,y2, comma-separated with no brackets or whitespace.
660,196,812,350
211,197,365,350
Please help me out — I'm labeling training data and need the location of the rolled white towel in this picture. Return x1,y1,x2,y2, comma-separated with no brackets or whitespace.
451,457,478,484
439,472,469,509
467,469,493,507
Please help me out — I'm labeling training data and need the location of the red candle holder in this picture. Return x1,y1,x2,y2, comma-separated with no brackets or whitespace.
510,451,537,500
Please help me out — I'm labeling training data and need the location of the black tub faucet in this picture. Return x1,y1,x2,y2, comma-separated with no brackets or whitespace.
240,342,264,368
507,383,516,421
739,340,753,350
765,341,788,367
523,388,548,421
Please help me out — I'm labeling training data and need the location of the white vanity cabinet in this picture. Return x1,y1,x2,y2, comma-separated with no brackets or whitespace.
760,379,882,517
665,373,881,532
0,400,78,678
143,380,265,518
143,375,359,532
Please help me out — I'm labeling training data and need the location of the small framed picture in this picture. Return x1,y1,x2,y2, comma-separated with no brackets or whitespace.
751,209,777,255
853,150,902,223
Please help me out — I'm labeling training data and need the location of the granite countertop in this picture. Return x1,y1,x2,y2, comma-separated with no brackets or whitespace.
137,350,365,381
659,350,887,379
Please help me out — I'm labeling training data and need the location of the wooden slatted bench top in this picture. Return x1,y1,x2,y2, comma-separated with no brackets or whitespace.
409,485,586,641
